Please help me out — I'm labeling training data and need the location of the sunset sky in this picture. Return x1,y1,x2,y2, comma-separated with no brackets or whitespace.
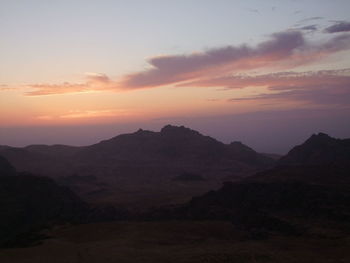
1,0,350,153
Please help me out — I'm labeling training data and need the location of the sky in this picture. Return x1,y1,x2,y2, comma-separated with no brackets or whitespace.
1,0,350,153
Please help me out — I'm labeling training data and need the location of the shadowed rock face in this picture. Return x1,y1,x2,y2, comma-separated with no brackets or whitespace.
143,134,350,238
0,155,16,176
278,133,350,166
0,126,277,211
0,125,274,177
0,173,89,247
77,125,273,166
0,156,89,247
172,172,205,182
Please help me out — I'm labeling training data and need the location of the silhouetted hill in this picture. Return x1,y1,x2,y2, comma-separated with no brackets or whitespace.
0,157,89,247
146,164,350,239
0,155,16,176
24,144,82,158
228,141,273,166
77,125,273,166
0,145,75,176
0,173,89,247
144,133,350,237
246,164,350,186
0,125,273,176
278,133,350,166
0,125,275,208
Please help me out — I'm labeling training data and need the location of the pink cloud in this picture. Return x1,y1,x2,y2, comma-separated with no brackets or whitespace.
25,73,116,96
182,69,350,89
223,69,350,106
119,31,350,89
22,29,350,96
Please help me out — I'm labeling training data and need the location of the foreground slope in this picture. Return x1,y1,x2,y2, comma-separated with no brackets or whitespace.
0,155,16,176
145,133,350,236
1,134,350,262
0,155,89,247
2,220,350,263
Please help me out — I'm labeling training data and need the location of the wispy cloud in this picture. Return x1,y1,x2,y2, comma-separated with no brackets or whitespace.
36,109,132,121
180,69,350,88
21,28,350,96
297,16,324,24
299,25,318,32
0,84,17,91
225,69,350,106
0,87,15,91
59,109,129,119
25,73,116,96
118,31,350,90
324,21,350,33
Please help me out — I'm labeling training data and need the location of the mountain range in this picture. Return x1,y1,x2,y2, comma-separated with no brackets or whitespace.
144,132,350,238
1,126,350,247
0,125,273,176
0,125,274,208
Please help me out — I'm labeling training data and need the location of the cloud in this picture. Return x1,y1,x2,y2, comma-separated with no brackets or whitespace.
324,21,350,33
180,68,350,88
59,109,128,119
299,25,318,31
122,30,306,87
23,29,350,96
297,17,324,24
36,109,132,121
25,73,117,96
119,31,350,90
0,86,15,91
0,84,16,91
225,69,350,106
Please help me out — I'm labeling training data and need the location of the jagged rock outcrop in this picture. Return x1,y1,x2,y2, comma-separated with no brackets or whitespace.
278,133,350,166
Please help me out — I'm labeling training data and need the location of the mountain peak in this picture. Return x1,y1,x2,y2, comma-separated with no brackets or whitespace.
160,125,200,136
308,132,332,141
133,128,154,135
278,133,350,166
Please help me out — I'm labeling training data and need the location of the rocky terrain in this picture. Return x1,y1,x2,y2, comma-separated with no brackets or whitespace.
0,125,274,208
1,129,349,262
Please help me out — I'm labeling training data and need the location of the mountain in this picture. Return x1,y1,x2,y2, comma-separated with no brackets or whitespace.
144,133,350,238
145,164,350,238
0,125,273,175
0,155,89,247
0,155,16,176
76,125,273,167
278,133,350,166
0,125,275,208
0,145,77,177
0,155,131,247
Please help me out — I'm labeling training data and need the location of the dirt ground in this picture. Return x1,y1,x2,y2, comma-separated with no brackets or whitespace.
1,221,349,263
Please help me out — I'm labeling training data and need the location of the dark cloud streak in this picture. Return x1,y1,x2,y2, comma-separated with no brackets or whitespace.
325,21,350,33
227,69,350,106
